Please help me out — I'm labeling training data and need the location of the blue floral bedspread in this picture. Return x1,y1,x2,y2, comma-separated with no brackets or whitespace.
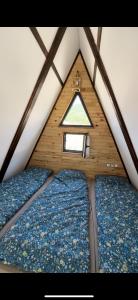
95,175,138,273
0,169,90,273
0,167,52,230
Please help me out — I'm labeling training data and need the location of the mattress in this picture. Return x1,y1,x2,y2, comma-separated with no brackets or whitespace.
0,169,90,273
94,175,138,273
0,167,52,230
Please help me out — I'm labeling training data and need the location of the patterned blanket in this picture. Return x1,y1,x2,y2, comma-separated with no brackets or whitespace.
0,169,90,273
95,175,138,273
0,167,52,229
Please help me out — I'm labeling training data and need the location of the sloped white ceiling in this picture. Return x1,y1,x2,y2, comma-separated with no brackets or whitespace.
53,27,79,81
0,27,45,169
90,27,98,43
99,27,138,155
5,68,61,179
2,27,80,180
78,27,96,80
80,26,138,188
37,27,79,82
37,27,58,51
95,68,138,188
0,27,138,188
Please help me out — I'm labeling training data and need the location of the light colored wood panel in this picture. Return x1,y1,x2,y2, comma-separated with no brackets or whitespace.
29,54,126,179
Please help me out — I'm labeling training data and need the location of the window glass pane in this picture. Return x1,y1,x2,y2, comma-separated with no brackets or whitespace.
62,94,91,126
65,134,84,151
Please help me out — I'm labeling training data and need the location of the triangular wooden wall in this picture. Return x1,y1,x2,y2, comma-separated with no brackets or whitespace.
28,54,127,178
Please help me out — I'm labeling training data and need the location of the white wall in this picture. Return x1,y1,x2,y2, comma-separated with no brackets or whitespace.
95,69,138,189
54,27,79,82
79,27,96,80
90,27,98,43
79,27,138,188
2,27,79,180
36,27,79,83
99,27,138,155
0,27,45,169
4,68,61,179
37,27,58,51
1,27,138,187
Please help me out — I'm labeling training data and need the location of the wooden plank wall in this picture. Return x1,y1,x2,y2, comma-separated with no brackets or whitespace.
28,54,127,178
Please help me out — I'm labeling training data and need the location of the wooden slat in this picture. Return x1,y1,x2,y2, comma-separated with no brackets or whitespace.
0,27,67,182
29,54,127,179
83,27,138,173
30,27,63,86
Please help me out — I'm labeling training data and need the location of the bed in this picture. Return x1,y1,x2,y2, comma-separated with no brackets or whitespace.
0,167,52,230
93,175,138,273
0,169,91,273
0,169,136,273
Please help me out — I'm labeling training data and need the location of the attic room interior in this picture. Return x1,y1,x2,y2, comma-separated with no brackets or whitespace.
0,27,137,273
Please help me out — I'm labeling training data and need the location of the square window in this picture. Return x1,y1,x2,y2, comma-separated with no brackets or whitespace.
63,133,89,155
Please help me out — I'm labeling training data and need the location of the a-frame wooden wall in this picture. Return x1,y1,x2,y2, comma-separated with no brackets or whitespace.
28,54,127,179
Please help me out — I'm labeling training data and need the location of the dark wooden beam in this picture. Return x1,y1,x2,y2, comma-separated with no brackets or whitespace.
0,27,67,182
83,27,138,173
26,51,81,168
30,27,63,86
93,27,102,86
79,51,130,181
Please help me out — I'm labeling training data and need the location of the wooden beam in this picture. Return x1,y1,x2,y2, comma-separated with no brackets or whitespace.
26,51,81,168
79,51,130,181
30,27,63,86
0,27,67,182
93,27,102,86
83,27,138,173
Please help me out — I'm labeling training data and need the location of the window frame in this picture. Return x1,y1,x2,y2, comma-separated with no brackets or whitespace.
63,132,89,154
60,92,93,128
